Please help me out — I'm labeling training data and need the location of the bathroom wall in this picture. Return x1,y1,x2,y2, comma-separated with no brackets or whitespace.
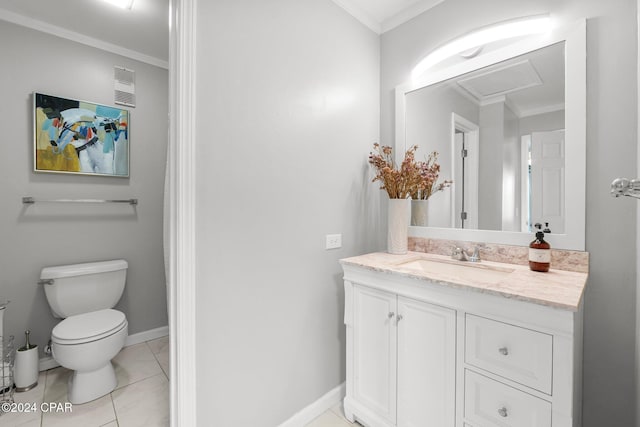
193,0,380,425
478,102,504,230
502,104,520,231
519,109,565,136
0,21,168,354
381,1,637,425
405,83,479,227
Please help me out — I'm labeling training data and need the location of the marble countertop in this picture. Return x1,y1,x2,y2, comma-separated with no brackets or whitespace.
340,252,588,311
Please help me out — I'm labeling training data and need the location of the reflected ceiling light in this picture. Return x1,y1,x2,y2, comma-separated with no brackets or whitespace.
102,0,134,9
411,15,552,81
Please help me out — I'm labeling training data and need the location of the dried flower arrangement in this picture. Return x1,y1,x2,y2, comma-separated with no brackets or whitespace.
368,143,452,200
369,143,423,199
410,151,453,200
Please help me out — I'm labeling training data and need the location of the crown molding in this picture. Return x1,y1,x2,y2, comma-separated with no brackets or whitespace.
332,0,444,35
331,0,381,34
0,8,168,69
518,102,565,118
381,0,445,33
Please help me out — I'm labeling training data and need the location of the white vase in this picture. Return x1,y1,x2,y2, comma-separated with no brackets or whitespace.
411,199,429,226
387,198,410,254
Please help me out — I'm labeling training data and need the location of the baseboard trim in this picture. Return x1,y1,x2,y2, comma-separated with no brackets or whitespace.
124,325,169,347
39,356,60,372
39,325,169,372
278,382,346,427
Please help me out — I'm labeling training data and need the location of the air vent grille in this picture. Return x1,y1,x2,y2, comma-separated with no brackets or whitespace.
114,66,135,107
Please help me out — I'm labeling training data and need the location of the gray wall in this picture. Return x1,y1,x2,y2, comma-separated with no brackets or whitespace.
381,1,637,425
478,102,504,230
193,0,380,425
520,109,565,136
405,83,479,226
0,21,169,354
503,104,520,231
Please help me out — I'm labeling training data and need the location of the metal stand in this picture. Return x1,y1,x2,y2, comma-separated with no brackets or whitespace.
0,335,15,412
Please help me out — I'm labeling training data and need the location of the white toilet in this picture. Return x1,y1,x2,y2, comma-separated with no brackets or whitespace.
40,259,129,404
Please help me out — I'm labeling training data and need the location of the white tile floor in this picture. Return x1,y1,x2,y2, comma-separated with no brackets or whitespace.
0,336,169,427
305,402,362,427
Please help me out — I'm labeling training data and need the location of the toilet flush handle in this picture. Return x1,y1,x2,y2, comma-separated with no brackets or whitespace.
37,279,54,286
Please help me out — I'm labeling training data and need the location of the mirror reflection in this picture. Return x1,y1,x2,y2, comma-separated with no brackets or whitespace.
405,42,565,233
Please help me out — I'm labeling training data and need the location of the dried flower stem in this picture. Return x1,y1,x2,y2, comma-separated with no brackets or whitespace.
368,143,422,199
410,151,452,200
368,143,452,200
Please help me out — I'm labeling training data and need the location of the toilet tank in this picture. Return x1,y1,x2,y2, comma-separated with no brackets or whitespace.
40,260,128,318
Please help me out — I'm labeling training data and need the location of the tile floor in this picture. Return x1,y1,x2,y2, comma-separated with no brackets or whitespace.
305,402,361,427
0,335,169,427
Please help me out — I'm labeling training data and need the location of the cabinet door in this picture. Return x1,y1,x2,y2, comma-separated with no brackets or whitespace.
397,296,456,427
352,285,397,423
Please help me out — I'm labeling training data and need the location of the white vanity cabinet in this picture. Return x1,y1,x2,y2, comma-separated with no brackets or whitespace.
349,285,456,427
342,254,585,427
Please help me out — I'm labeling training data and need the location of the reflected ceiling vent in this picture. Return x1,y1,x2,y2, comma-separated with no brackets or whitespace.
456,60,542,101
114,66,135,107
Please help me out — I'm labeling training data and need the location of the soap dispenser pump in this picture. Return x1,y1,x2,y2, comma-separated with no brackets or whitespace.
529,223,551,272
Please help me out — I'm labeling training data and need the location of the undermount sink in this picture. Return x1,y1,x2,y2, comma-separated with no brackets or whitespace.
397,258,515,284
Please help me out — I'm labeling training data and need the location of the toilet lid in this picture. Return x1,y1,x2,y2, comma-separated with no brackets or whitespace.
52,309,127,344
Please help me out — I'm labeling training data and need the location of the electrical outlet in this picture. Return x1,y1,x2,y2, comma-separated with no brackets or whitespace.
325,234,342,249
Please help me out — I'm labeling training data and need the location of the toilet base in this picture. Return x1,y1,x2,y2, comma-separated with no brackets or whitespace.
67,362,117,404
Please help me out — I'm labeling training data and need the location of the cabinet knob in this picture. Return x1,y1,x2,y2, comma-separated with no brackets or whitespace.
498,347,509,356
498,407,508,417
388,312,395,319
396,314,403,322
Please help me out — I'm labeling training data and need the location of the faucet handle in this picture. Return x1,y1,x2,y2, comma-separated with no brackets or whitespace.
451,246,468,261
469,245,481,262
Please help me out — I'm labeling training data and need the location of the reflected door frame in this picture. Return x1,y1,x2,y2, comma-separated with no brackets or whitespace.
451,113,479,229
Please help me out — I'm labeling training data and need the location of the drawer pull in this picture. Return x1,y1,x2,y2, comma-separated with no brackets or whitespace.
498,347,509,356
498,407,508,417
388,312,395,319
397,314,404,322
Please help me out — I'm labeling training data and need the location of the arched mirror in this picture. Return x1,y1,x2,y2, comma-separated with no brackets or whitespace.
396,20,586,250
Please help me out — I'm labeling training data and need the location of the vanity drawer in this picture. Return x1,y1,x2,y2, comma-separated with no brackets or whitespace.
465,314,552,394
465,370,551,427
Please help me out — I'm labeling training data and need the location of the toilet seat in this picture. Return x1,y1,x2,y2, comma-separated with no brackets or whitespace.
52,309,127,345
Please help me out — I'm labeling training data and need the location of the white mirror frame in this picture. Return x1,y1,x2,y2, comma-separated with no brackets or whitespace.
395,20,586,250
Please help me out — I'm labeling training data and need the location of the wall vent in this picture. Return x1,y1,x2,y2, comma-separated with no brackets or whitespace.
114,66,136,107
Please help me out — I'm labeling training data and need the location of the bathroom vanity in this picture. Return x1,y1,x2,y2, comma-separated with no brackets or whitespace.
341,251,587,427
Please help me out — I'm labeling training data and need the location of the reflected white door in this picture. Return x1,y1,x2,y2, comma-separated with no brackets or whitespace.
530,130,565,234
452,114,479,229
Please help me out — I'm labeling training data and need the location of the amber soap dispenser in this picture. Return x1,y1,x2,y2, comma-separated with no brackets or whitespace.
529,224,550,272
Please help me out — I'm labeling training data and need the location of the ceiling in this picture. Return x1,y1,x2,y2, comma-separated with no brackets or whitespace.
449,42,565,117
331,0,445,33
0,0,169,65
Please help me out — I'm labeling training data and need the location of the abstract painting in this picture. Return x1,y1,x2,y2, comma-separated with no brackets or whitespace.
34,93,130,177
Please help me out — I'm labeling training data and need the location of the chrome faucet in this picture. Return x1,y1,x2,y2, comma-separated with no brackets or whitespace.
451,245,481,262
